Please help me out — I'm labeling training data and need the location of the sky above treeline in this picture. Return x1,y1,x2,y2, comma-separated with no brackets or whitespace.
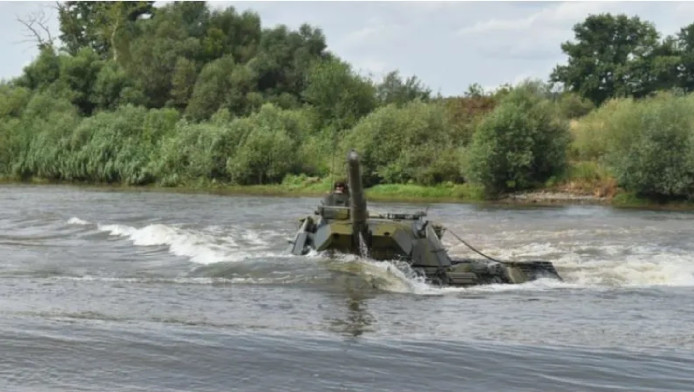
2,1,694,96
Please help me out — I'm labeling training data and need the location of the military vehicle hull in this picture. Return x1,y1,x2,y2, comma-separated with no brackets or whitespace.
291,208,561,286
290,151,561,287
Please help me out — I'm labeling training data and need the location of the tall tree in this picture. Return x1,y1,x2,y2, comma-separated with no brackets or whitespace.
303,58,376,131
17,47,60,90
376,71,431,106
58,1,154,59
58,47,104,115
204,8,261,63
677,23,694,92
127,10,201,108
185,56,235,120
251,24,327,98
170,57,198,109
551,14,660,105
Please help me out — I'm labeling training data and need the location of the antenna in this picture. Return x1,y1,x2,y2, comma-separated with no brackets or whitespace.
328,125,346,192
329,127,337,192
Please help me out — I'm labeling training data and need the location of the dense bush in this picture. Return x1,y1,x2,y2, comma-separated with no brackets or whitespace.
603,93,694,199
155,104,315,185
441,95,497,146
569,98,628,160
5,4,694,204
6,91,81,179
467,85,570,195
155,120,243,185
0,85,32,118
341,101,463,186
568,93,694,199
65,106,179,184
227,104,307,184
0,101,181,184
555,92,595,119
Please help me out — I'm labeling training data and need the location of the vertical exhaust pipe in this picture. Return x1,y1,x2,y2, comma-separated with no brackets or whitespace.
347,150,368,242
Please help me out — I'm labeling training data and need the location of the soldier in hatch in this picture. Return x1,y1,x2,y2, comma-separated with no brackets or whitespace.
322,180,350,206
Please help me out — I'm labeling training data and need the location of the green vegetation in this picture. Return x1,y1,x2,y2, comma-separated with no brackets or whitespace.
2,3,694,207
467,84,570,196
365,183,485,202
570,93,694,200
340,101,463,187
551,14,692,106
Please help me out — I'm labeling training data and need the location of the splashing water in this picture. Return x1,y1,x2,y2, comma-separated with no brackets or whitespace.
358,231,370,259
65,210,694,292
67,217,287,265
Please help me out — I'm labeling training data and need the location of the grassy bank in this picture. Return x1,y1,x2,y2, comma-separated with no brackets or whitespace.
6,174,694,210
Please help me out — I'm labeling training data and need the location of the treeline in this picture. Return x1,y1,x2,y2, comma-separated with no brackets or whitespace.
552,14,694,106
1,3,694,202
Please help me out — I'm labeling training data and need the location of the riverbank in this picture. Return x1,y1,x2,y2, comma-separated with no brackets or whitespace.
4,177,693,210
502,190,609,205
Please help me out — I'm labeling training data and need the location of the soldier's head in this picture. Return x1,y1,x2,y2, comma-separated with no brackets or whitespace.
334,181,347,194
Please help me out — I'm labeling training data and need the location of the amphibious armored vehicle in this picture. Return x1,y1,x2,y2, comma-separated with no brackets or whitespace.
290,151,561,287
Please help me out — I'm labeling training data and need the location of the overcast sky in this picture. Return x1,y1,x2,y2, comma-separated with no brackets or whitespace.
3,1,694,96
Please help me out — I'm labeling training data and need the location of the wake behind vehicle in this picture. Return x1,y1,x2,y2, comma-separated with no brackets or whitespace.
290,151,561,287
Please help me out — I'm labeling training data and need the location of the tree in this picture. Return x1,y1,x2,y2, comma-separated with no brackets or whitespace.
127,16,201,107
467,84,570,195
644,36,682,93
551,14,660,105
250,24,327,98
677,23,694,92
17,10,55,50
464,83,485,98
17,46,60,90
185,56,234,120
375,71,431,106
58,47,104,115
204,8,261,63
170,57,198,109
0,85,31,118
58,1,154,59
91,61,144,110
303,58,376,130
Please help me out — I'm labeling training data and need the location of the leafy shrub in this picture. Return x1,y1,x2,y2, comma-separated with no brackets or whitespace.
569,98,632,160
604,93,694,199
0,85,32,118
227,104,305,184
61,106,156,184
341,101,463,186
467,85,570,196
152,104,312,186
555,92,595,119
8,92,81,179
442,95,497,146
156,120,246,185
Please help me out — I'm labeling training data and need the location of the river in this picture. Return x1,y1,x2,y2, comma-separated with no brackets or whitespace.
1,185,693,391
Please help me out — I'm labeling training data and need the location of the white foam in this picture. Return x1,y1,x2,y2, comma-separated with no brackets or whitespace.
79,216,694,290
242,230,268,246
561,252,694,288
328,256,454,295
95,222,284,265
451,238,694,289
67,217,90,225
52,275,282,285
464,277,582,293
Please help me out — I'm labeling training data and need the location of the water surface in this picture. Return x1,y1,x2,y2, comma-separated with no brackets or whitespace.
1,185,693,391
